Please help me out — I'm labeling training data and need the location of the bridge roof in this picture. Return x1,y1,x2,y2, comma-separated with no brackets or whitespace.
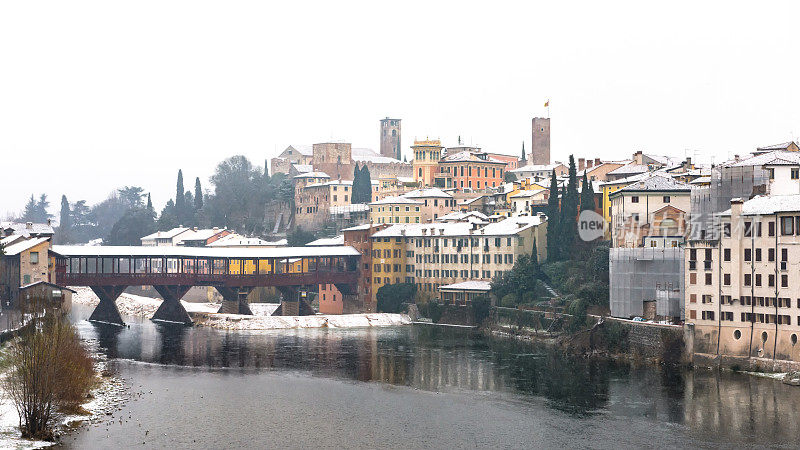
51,245,360,259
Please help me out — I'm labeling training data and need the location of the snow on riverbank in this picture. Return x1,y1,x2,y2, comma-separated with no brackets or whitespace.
0,335,128,448
71,286,411,330
193,312,411,330
71,286,221,317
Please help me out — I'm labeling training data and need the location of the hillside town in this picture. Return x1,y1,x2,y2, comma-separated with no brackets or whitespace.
4,114,800,376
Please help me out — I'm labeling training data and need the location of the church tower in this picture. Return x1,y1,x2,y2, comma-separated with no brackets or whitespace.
380,118,402,160
531,117,550,165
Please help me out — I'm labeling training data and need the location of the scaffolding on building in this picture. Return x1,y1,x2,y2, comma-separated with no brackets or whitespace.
609,247,684,319
689,165,768,240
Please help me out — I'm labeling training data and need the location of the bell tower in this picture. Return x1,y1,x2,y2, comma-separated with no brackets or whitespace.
380,118,402,160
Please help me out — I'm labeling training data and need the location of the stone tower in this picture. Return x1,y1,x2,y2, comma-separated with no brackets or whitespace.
380,118,401,160
531,117,550,165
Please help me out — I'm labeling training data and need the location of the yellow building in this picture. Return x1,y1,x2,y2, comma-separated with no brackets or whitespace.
600,173,650,228
411,139,443,187
369,196,422,224
370,233,408,299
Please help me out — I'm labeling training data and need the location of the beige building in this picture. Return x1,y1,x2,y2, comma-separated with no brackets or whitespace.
686,194,800,367
401,188,457,223
369,196,423,225
609,173,691,247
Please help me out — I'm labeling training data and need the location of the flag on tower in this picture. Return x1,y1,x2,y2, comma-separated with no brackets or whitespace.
544,100,549,107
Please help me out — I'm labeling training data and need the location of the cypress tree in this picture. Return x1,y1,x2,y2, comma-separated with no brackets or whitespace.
194,177,203,211
521,142,527,163
546,170,560,261
580,172,595,212
175,169,185,223
58,195,71,244
352,164,361,203
562,155,579,254
361,165,372,203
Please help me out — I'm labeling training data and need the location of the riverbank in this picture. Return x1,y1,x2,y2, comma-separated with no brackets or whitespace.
71,287,411,330
0,333,128,448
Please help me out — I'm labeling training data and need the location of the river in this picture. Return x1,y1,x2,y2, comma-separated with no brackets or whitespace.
62,304,800,448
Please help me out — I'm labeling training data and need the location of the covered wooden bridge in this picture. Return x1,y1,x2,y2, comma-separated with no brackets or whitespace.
51,245,360,325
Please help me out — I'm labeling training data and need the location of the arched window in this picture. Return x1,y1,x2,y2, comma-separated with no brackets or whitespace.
392,129,396,137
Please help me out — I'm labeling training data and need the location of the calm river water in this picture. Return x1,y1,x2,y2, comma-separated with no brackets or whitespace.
63,305,800,449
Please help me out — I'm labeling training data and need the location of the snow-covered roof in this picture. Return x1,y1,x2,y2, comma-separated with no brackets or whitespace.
510,163,564,174
720,194,800,216
286,144,313,156
340,224,374,231
438,280,492,292
441,151,506,164
323,180,353,186
51,245,360,258
292,164,313,173
373,215,543,238
141,227,191,241
330,204,370,214
607,163,650,176
207,234,286,247
1,222,55,237
614,174,691,194
599,171,656,187
437,211,489,222
690,176,711,184
2,237,49,256
756,142,798,152
19,281,76,293
1,234,26,247
351,147,404,164
729,150,800,168
306,235,344,246
509,188,546,199
459,196,485,205
369,196,422,206
175,228,227,244
294,171,330,179
401,187,452,199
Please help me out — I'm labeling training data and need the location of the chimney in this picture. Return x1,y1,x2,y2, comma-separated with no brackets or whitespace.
634,150,643,165
400,228,406,236
26,222,32,230
595,158,601,167
586,159,594,169
734,154,740,162
578,158,585,172
47,218,51,226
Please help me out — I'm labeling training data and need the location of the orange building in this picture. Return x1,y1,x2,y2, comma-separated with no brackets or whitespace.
436,150,506,191
318,223,387,314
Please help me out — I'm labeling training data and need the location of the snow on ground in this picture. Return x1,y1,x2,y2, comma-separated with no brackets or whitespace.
71,287,410,330
71,286,222,317
193,312,411,330
0,336,128,448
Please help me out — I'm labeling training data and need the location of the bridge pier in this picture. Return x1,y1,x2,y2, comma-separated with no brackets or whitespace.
88,286,127,326
152,285,193,325
216,287,253,315
273,286,315,316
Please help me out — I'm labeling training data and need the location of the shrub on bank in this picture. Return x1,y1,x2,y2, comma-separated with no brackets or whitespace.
2,313,95,439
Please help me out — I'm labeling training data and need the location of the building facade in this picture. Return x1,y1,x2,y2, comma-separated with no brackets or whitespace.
531,117,550,165
412,139,443,187
686,195,800,366
368,196,423,225
436,150,506,191
380,118,401,160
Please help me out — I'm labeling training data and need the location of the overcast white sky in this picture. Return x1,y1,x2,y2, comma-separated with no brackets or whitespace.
2,1,799,218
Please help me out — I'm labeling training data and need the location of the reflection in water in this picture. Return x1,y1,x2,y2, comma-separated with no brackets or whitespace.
74,305,800,446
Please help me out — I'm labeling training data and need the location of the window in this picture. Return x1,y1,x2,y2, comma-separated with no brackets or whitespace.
631,196,639,203
768,168,775,179
783,274,789,288
29,252,39,264
690,273,697,284
723,248,731,261
705,273,713,285
724,274,731,285
755,248,762,262
663,196,670,203
781,216,794,236
689,310,697,320
769,248,775,262
744,248,751,261
793,168,799,179
783,248,789,261
744,221,752,237
744,273,751,286
769,221,775,236
756,274,762,287
723,223,731,237
23,274,31,285
769,274,775,287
